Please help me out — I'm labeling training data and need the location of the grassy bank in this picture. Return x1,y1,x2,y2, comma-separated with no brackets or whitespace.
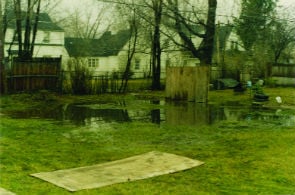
0,87,295,194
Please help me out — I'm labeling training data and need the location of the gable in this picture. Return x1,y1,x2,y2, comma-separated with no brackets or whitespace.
65,30,131,57
215,25,233,50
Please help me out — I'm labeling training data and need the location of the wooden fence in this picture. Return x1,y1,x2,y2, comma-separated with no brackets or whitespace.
271,63,295,77
271,63,295,86
165,66,209,102
7,57,61,92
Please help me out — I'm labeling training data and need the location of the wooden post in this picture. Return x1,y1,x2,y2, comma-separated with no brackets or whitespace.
165,66,209,102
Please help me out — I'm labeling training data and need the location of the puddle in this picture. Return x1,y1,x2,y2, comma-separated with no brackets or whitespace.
5,99,295,127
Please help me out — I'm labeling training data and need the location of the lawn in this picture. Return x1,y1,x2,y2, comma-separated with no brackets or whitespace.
0,87,295,194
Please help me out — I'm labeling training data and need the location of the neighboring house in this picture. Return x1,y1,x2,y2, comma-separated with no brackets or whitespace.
224,30,244,52
215,24,235,56
64,25,208,79
161,23,237,67
64,30,152,78
4,11,68,62
64,24,242,79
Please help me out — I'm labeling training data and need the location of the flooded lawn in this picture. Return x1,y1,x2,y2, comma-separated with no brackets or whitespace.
1,88,295,194
5,98,295,127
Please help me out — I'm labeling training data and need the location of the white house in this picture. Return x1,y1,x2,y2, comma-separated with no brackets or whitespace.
63,24,241,80
65,31,126,75
4,11,68,62
65,30,154,78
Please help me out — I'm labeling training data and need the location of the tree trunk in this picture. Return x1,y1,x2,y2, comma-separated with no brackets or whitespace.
0,0,6,94
23,0,32,59
168,0,201,58
167,0,217,65
30,0,41,56
199,0,217,65
119,18,138,93
151,0,162,90
14,0,23,58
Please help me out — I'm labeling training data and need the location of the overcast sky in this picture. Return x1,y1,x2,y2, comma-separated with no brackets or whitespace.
48,0,295,29
54,0,295,20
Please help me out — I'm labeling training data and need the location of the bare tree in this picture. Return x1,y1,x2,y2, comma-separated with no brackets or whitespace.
119,14,138,93
12,0,42,60
57,2,110,39
164,0,217,65
267,20,295,65
112,1,142,93
256,17,295,77
100,0,165,90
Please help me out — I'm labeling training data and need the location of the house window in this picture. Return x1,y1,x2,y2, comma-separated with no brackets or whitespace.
135,59,140,70
88,58,99,68
43,32,50,43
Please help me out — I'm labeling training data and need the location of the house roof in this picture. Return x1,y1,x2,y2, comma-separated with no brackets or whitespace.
65,30,131,57
6,10,63,31
215,24,233,50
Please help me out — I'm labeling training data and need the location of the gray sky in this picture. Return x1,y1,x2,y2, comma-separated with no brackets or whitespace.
49,0,295,37
55,0,295,21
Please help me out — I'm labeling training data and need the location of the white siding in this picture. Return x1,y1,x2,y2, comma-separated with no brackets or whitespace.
66,56,120,76
92,56,120,75
4,29,15,43
34,31,64,45
4,28,66,58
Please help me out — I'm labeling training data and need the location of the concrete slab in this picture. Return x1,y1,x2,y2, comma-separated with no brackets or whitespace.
0,187,15,195
31,151,204,192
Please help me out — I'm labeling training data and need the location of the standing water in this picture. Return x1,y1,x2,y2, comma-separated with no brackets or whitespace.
6,99,295,127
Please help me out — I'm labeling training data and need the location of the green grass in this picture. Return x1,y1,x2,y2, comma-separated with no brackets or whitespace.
1,88,295,194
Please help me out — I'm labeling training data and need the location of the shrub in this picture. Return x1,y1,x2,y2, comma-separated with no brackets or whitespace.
68,59,93,95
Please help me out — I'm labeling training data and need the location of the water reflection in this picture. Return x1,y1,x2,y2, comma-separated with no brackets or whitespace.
6,99,295,127
165,101,209,126
63,105,130,126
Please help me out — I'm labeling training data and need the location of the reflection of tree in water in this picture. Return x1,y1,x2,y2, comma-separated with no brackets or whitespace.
150,100,161,124
64,104,131,126
165,102,210,126
151,109,161,124
208,105,226,124
8,104,64,120
7,100,295,127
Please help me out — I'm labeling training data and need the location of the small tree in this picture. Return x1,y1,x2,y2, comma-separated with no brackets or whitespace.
57,1,110,39
165,0,217,65
119,11,138,93
68,58,93,95
267,20,295,65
